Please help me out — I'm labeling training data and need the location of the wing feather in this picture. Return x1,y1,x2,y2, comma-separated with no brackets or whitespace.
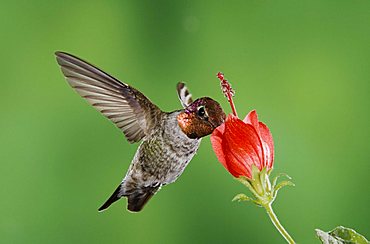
55,51,161,143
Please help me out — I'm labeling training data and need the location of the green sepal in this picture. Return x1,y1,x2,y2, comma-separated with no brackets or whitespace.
272,173,292,189
259,167,271,192
232,193,252,202
236,176,259,197
250,164,264,195
236,169,294,207
232,193,261,206
273,180,295,199
315,226,369,244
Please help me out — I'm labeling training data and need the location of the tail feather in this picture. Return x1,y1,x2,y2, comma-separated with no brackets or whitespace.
98,183,161,212
98,184,122,212
127,186,160,212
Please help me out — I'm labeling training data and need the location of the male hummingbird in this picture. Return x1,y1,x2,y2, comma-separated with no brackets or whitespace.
55,52,226,212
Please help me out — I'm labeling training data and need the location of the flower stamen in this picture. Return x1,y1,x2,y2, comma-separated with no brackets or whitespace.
217,72,238,117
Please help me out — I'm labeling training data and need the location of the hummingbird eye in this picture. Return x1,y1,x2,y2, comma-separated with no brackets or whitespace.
197,106,206,117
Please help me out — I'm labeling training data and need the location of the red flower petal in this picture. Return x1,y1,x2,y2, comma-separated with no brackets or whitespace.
223,118,253,177
244,110,274,169
210,123,227,170
258,122,274,169
244,110,259,129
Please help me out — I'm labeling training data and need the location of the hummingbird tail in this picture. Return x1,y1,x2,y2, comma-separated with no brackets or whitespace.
126,185,160,212
98,184,123,212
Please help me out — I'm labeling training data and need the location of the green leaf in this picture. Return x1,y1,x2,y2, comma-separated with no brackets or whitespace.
316,229,342,244
315,226,369,244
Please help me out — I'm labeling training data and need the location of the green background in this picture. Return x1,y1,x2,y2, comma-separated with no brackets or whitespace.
1,1,369,243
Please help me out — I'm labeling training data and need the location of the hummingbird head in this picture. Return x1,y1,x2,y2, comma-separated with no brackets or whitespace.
177,97,226,139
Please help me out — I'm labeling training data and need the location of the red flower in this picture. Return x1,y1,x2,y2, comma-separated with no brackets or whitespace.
211,111,274,178
211,72,274,179
211,73,295,243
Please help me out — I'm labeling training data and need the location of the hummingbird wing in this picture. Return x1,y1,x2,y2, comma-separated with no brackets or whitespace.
55,51,161,143
176,82,193,108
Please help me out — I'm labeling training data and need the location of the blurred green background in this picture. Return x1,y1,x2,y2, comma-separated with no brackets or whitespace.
1,1,369,243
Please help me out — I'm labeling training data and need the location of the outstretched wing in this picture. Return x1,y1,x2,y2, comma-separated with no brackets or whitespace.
176,82,193,108
55,51,161,143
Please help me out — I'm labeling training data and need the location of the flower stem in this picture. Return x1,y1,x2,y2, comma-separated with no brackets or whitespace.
263,203,295,244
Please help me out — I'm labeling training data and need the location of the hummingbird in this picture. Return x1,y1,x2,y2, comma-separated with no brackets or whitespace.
55,52,226,212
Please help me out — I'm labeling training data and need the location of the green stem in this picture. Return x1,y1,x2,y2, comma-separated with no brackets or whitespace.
263,203,295,244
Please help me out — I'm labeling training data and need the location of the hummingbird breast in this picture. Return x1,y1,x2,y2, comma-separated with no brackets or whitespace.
123,111,201,191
